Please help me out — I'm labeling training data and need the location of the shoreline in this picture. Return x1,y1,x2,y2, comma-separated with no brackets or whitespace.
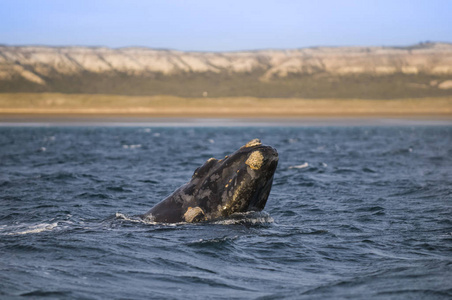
0,93,451,126
1,115,451,127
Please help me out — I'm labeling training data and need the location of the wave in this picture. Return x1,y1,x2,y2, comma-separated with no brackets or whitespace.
1,222,59,236
112,211,274,226
212,211,274,225
289,162,309,169
122,144,142,149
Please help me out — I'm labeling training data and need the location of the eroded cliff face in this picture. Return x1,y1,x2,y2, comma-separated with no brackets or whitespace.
1,43,451,98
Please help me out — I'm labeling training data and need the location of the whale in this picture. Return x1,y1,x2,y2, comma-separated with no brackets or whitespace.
142,139,278,223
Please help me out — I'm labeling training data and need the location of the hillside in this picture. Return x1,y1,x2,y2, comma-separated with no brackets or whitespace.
1,43,452,98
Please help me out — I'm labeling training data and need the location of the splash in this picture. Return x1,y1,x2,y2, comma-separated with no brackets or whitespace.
288,162,309,169
212,211,274,225
2,222,59,236
113,211,273,226
122,144,142,149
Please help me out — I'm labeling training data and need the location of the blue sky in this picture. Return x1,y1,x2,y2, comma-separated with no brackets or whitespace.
1,0,451,51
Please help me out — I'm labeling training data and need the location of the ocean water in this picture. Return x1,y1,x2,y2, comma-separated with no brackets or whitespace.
0,125,451,299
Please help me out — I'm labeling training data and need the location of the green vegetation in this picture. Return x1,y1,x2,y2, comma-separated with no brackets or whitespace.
1,72,451,99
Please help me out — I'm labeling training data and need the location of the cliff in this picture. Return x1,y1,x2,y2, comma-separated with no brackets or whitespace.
1,42,452,98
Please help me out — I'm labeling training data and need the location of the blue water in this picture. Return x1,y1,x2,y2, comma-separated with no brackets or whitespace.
1,126,451,299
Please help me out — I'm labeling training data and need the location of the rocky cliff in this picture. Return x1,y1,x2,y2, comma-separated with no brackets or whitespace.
1,43,451,98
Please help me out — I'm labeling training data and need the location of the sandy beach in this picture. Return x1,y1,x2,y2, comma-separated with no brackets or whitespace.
1,93,451,125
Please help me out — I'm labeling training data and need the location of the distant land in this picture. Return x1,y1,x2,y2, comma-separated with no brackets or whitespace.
1,42,452,99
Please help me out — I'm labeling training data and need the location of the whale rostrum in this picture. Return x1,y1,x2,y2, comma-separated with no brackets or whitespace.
142,139,278,223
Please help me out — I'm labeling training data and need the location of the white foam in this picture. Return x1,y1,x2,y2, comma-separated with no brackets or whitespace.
115,212,163,225
122,144,142,149
115,212,184,226
289,162,309,169
115,212,143,222
214,216,274,225
43,136,56,141
196,235,239,243
212,212,274,225
115,211,273,226
5,222,58,235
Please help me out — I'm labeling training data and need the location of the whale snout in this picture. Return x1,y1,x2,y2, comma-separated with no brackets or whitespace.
262,146,279,164
245,145,278,172
238,143,278,212
143,139,278,223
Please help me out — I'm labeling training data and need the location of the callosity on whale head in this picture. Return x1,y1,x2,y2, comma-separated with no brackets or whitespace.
142,139,278,223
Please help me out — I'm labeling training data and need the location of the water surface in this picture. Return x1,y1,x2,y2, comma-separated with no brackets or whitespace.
1,126,451,299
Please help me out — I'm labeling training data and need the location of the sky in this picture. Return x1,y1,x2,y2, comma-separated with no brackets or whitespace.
1,0,451,51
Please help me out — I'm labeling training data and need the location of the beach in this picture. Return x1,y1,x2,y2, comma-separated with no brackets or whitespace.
1,93,451,126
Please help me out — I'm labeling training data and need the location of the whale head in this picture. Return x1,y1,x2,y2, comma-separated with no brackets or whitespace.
144,139,278,223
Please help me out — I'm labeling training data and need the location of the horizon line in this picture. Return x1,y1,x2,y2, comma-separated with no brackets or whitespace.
0,41,451,53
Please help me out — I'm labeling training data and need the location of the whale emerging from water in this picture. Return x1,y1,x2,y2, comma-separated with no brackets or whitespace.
142,139,278,223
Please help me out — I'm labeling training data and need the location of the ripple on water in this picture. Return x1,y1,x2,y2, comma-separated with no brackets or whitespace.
0,126,451,299
1,222,60,236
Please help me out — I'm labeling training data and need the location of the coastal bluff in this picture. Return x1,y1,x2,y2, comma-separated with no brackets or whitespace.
1,42,451,98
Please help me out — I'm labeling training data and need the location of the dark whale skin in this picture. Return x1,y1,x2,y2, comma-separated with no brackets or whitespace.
142,139,278,223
